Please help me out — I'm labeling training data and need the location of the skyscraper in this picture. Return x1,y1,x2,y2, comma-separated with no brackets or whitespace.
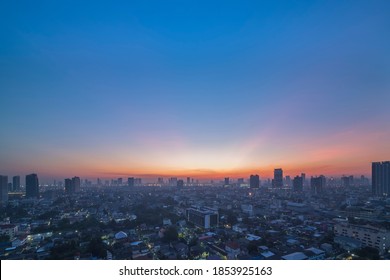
128,177,135,187
293,175,303,192
311,175,326,195
249,174,260,188
169,177,177,186
177,180,184,187
372,161,390,196
26,173,39,198
301,173,306,187
72,177,80,192
285,175,291,187
273,168,283,188
0,175,8,205
65,178,73,193
224,177,230,185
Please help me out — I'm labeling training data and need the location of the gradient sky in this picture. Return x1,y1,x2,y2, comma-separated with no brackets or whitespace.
1,0,390,182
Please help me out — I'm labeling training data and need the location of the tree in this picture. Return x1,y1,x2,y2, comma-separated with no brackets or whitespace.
162,226,178,243
87,237,107,259
0,234,10,243
354,247,380,260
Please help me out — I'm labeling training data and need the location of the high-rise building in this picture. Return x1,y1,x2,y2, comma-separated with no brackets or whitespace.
12,176,20,192
273,168,283,188
128,177,135,187
169,177,177,186
72,177,80,192
117,178,123,186
177,180,184,187
285,175,292,187
157,177,164,184
187,177,190,184
293,175,303,192
301,173,306,187
26,173,39,198
0,175,8,205
135,178,142,186
65,178,73,193
311,175,326,194
372,161,390,196
249,175,260,188
224,177,230,185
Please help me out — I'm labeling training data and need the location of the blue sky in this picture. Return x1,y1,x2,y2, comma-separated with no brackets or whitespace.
1,1,389,181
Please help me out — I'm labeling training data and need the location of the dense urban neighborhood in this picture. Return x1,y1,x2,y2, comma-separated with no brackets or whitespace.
1,171,389,260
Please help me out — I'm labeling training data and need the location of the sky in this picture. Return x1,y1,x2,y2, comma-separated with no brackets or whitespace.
1,0,390,183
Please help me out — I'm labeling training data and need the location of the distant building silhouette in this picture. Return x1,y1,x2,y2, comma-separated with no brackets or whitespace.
135,178,142,186
341,176,354,188
301,173,306,187
128,177,135,187
169,177,177,186
273,168,283,188
293,175,303,192
372,161,390,196
72,177,80,192
64,178,73,193
249,175,260,188
13,176,20,191
0,175,8,205
285,175,291,187
26,173,39,198
224,177,230,185
177,179,184,188
311,175,326,194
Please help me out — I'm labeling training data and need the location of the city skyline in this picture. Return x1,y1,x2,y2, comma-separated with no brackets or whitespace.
1,1,390,182
0,165,374,185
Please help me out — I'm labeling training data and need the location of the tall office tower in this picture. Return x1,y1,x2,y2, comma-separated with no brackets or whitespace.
177,179,184,187
372,161,390,196
224,177,230,185
26,173,39,198
301,173,306,186
341,176,352,188
135,178,142,186
117,178,123,186
285,175,291,187
97,178,102,186
310,175,326,195
0,175,8,205
157,177,164,184
273,168,283,188
187,177,191,184
12,176,20,192
237,178,244,184
169,177,177,186
128,177,134,187
64,178,73,193
72,177,81,192
293,175,303,192
348,175,354,186
249,175,260,188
